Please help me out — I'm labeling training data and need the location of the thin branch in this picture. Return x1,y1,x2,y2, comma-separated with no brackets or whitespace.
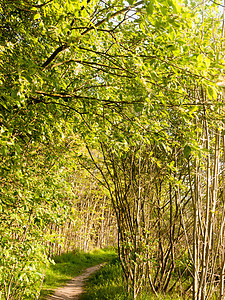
41,1,144,69
41,44,68,69
25,0,53,7
209,0,225,7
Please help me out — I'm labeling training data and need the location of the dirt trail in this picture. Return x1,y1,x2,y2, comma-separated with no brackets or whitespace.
47,263,105,300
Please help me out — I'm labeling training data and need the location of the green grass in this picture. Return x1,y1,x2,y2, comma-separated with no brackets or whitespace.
81,259,186,300
81,257,127,300
41,249,188,300
40,247,117,299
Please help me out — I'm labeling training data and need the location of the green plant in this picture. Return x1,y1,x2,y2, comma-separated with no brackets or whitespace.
82,257,186,300
81,257,127,300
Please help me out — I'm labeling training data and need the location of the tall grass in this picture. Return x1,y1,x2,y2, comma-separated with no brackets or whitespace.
81,258,185,300
81,257,127,300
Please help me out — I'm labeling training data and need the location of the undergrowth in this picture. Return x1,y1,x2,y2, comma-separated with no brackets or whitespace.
81,257,127,300
81,258,186,300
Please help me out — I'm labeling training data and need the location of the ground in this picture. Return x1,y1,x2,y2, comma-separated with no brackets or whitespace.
47,264,105,300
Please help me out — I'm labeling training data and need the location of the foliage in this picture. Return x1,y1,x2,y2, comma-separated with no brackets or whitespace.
1,0,225,299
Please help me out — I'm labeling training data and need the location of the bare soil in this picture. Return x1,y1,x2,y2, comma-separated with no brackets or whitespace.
47,263,105,300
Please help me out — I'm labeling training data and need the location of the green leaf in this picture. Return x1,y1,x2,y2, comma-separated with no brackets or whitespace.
146,2,154,15
197,54,203,64
207,86,217,100
189,106,198,114
170,0,181,13
205,57,211,68
184,145,191,158
34,13,41,20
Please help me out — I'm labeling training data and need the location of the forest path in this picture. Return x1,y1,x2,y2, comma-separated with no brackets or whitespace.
47,263,105,300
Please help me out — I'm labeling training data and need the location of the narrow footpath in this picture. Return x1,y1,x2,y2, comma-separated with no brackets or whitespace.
47,264,104,300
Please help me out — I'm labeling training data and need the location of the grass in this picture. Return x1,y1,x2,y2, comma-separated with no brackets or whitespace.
40,248,188,300
40,247,117,299
81,257,127,300
81,259,186,300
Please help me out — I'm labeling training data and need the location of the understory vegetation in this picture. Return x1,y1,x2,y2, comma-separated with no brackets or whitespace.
2,0,225,299
82,258,185,300
81,257,127,300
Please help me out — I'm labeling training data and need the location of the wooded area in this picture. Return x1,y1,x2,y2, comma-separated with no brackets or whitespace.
1,0,225,299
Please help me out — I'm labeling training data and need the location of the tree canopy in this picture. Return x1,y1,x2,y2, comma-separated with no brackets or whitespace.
1,0,225,299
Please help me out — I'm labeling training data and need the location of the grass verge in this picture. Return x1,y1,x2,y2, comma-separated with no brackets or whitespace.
40,247,116,299
81,257,127,300
81,259,186,300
